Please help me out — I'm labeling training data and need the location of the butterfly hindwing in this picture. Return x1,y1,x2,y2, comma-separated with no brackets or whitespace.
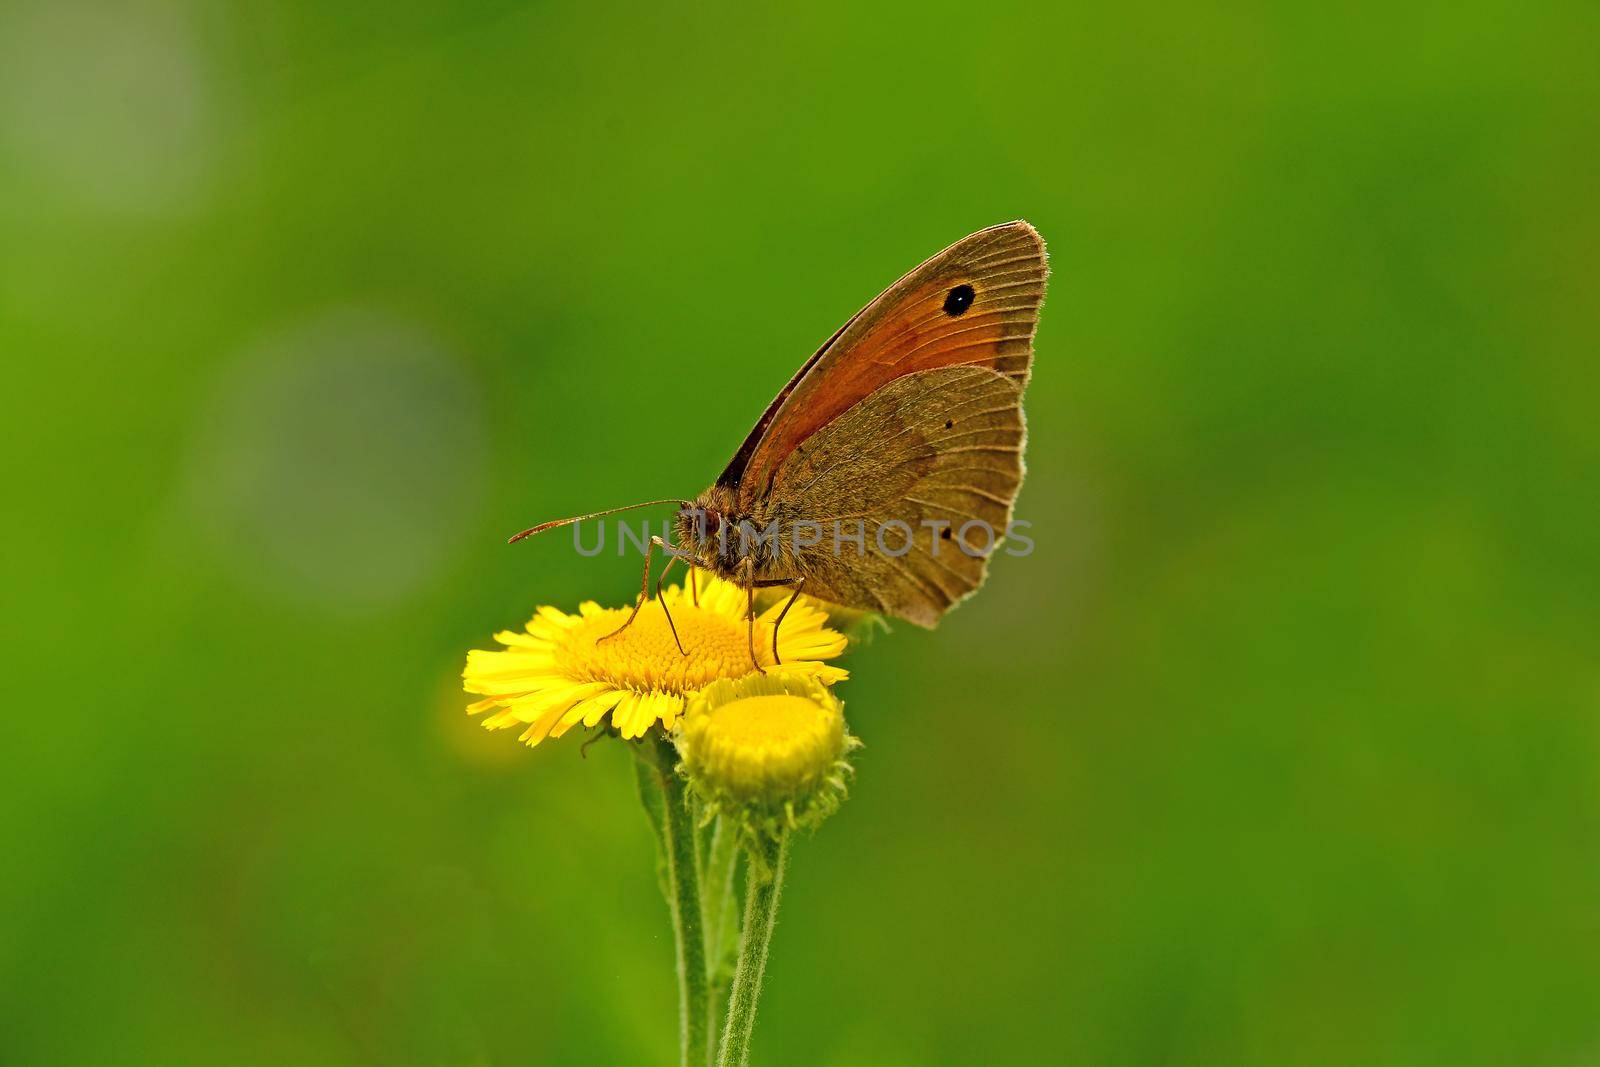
766,364,1026,625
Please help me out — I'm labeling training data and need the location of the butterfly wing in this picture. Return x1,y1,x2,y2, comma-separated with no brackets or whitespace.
718,220,1047,493
765,363,1026,625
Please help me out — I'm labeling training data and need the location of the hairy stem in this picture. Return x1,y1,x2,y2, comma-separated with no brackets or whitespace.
634,735,709,1067
718,834,789,1067
701,817,743,1065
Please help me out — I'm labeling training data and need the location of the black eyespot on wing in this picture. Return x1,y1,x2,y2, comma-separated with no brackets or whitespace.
942,283,975,316
944,419,954,429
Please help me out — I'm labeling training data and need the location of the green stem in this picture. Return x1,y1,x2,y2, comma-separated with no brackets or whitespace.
701,818,742,1065
633,735,709,1067
718,834,790,1067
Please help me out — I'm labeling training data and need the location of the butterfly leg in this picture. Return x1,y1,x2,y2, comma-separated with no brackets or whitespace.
738,572,804,672
597,532,659,644
741,559,765,675
579,722,611,759
770,578,807,665
651,537,689,657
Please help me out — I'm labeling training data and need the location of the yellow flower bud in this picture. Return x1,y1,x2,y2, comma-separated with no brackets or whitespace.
676,673,857,845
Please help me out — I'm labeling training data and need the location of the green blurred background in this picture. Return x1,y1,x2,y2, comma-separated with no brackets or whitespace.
3,1,1597,1063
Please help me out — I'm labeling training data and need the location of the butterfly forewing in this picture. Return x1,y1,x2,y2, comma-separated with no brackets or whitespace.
724,221,1045,494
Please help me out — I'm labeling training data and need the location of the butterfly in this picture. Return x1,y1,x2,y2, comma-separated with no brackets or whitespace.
514,221,1048,668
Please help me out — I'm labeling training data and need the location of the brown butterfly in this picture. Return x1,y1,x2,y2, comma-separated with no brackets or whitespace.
513,221,1047,668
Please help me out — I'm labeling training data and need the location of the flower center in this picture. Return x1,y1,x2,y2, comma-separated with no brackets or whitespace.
708,695,828,746
557,603,768,693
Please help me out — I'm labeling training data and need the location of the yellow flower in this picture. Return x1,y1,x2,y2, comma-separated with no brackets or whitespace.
463,574,848,747
677,673,858,846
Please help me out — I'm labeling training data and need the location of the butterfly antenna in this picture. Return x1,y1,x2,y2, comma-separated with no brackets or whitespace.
507,499,689,545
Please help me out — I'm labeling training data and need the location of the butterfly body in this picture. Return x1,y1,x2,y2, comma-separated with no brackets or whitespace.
672,487,799,586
